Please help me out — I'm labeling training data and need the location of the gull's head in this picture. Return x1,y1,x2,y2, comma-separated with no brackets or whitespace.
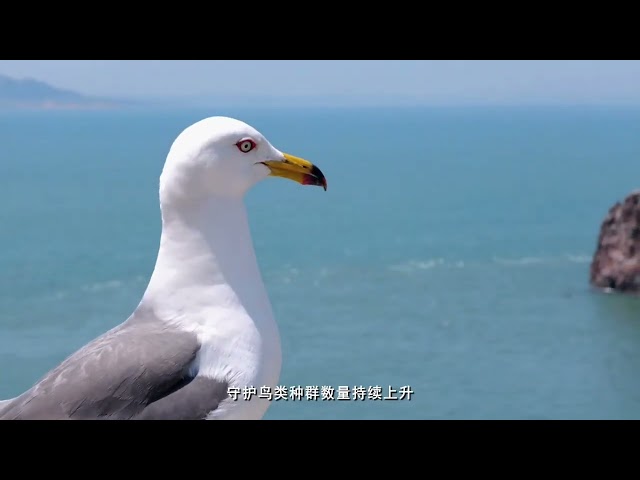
159,116,327,205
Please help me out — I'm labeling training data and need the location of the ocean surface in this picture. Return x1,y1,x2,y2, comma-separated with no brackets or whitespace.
1,105,640,420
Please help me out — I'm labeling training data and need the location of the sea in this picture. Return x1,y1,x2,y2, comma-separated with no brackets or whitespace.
1,105,640,420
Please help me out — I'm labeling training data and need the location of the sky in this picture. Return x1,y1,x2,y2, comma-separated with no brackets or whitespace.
1,60,640,106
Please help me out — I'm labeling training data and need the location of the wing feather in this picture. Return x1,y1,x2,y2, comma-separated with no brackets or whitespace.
0,310,228,420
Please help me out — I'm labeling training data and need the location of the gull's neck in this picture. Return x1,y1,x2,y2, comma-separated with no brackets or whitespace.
140,194,274,329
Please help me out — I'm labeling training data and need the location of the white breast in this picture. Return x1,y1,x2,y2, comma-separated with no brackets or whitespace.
144,196,283,420
184,301,283,420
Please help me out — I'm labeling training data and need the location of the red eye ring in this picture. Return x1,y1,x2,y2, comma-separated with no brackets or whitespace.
236,139,257,153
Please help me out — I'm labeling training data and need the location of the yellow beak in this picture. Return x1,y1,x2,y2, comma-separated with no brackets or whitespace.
261,153,327,191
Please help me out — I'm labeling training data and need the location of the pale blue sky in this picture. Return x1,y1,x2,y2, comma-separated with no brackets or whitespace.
1,60,640,105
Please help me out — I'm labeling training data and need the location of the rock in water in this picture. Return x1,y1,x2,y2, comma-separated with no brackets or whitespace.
590,191,640,294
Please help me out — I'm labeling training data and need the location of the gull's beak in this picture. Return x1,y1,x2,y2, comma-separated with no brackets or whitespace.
261,153,327,191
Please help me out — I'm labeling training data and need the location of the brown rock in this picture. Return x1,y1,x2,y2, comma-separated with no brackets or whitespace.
590,191,640,294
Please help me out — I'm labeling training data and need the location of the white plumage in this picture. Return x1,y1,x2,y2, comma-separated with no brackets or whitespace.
0,116,326,420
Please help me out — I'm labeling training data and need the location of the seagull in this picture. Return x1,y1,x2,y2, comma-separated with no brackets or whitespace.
0,116,327,420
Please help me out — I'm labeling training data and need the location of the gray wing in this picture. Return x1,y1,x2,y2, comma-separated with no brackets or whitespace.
0,307,228,420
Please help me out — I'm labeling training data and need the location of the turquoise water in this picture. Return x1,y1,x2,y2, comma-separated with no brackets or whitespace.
1,105,640,419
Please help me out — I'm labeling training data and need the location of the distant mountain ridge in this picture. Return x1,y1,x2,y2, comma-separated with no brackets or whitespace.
0,73,125,110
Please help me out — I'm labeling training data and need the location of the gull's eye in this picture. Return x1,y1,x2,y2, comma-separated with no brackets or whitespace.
236,139,256,153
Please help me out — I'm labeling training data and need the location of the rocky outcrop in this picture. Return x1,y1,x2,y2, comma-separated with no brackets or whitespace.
590,191,640,294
